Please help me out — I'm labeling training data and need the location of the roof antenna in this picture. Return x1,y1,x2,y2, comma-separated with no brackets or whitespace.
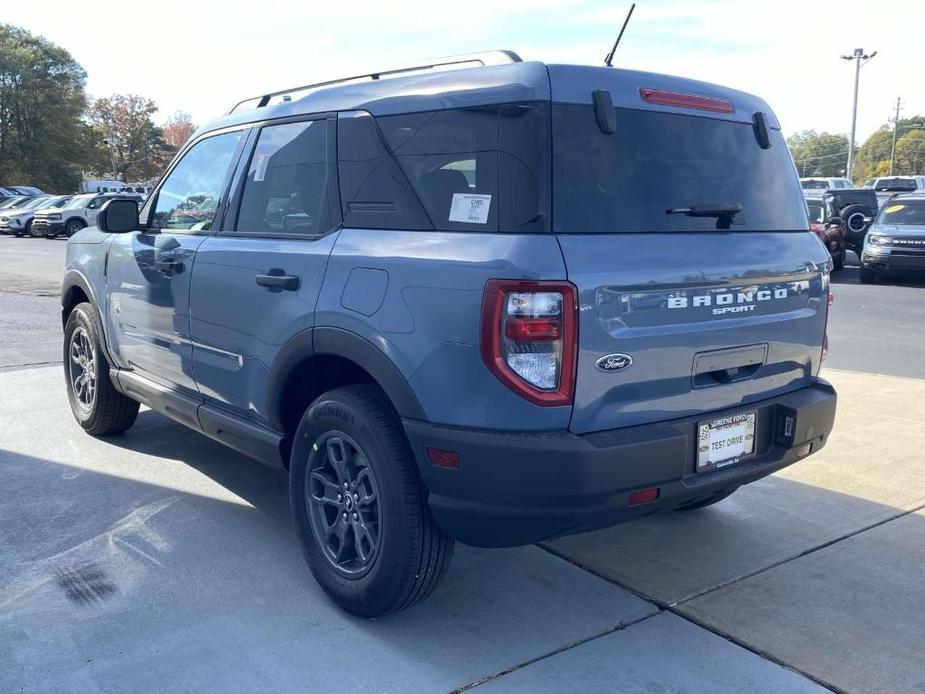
604,3,636,67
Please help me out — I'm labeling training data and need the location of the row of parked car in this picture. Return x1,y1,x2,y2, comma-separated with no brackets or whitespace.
0,191,144,239
799,176,925,283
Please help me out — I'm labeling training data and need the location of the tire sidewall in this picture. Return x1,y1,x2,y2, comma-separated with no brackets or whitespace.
66,220,85,237
289,390,417,615
64,305,104,427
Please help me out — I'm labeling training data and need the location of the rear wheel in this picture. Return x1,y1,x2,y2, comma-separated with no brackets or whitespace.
859,266,878,284
64,303,139,435
678,486,739,510
289,384,454,617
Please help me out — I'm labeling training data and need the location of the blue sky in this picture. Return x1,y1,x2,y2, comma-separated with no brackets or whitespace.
8,0,924,142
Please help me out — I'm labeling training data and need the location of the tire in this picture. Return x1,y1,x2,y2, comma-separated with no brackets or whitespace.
64,302,139,435
832,248,845,271
27,220,40,237
13,229,24,237
65,218,86,237
840,204,870,235
678,486,739,511
859,266,878,284
43,232,58,240
289,384,454,617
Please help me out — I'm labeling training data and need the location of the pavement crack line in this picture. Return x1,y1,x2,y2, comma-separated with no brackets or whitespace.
0,359,62,372
448,612,659,693
537,501,925,694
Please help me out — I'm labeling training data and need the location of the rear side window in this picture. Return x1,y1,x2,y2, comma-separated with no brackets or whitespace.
236,119,338,236
378,105,550,233
553,105,807,233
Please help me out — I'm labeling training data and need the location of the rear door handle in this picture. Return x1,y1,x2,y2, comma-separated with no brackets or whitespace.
255,269,300,292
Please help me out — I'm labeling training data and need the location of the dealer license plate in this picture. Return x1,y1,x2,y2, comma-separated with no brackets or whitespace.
697,411,756,472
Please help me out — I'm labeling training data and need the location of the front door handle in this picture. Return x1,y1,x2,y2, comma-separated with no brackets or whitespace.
255,269,300,292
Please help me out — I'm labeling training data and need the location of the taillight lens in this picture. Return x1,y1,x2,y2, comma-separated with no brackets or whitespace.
481,280,578,406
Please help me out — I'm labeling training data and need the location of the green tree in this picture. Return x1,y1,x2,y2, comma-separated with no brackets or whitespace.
87,94,176,182
0,24,93,191
787,130,850,178
895,129,925,175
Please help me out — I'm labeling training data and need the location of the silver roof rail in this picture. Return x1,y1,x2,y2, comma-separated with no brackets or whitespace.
227,50,522,114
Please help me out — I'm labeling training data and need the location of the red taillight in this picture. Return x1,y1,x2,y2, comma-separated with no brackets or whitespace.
480,279,578,407
628,487,660,506
505,318,561,342
639,88,734,113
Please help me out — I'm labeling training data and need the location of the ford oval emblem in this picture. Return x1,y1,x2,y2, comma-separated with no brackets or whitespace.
595,353,633,372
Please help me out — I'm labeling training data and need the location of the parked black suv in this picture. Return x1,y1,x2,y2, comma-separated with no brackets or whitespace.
821,188,878,255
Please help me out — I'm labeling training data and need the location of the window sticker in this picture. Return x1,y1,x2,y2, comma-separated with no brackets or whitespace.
253,154,270,182
449,193,491,224
884,204,905,213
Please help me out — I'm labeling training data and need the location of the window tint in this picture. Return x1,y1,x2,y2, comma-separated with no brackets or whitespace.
376,104,550,233
878,201,925,225
236,119,337,236
802,180,829,190
807,201,824,224
152,131,242,230
553,105,807,232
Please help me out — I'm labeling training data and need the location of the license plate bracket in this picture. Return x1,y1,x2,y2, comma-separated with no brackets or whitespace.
697,411,756,472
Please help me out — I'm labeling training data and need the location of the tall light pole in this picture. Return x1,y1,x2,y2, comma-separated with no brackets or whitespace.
890,96,902,175
841,48,877,181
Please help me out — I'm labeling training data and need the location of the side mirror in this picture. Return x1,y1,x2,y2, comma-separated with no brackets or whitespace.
826,216,842,226
97,199,139,233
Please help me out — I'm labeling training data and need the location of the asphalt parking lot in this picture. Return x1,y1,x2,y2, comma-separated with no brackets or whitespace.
2,236,925,693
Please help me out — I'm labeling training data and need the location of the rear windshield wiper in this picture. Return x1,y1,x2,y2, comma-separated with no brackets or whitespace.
666,203,744,229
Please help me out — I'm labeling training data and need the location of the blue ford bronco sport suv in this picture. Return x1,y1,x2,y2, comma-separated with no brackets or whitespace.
62,52,837,617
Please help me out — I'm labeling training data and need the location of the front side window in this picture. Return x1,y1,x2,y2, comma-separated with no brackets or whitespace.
152,131,243,231
236,119,335,236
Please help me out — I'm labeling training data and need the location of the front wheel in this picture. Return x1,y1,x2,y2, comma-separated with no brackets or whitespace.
65,219,86,237
289,385,454,617
64,303,139,435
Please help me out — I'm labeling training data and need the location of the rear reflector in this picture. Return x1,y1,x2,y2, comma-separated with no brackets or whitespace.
628,487,660,506
639,88,734,114
505,317,561,341
427,448,459,470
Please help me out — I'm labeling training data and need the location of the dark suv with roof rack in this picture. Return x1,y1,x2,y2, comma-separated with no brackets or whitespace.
60,51,836,617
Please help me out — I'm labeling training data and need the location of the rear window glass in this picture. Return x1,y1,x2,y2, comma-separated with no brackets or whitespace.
802,180,829,190
874,178,917,191
552,105,807,233
807,201,824,223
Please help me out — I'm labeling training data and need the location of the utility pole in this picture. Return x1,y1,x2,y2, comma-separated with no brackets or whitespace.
841,48,877,181
890,96,902,175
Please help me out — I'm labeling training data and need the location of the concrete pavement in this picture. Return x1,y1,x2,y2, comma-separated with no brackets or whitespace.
0,367,827,694
547,368,925,693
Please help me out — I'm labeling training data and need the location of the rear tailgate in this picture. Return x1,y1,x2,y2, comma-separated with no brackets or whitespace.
559,232,828,434
548,65,830,434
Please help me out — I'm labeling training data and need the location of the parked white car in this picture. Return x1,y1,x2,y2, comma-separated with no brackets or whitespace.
0,196,71,237
32,193,143,238
800,177,855,193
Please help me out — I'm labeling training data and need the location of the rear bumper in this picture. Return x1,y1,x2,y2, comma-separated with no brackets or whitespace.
404,380,837,547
